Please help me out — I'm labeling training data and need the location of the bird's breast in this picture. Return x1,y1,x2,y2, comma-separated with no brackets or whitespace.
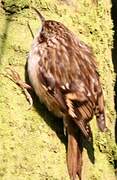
27,44,64,118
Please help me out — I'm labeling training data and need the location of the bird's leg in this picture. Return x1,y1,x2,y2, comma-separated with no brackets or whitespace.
5,67,33,109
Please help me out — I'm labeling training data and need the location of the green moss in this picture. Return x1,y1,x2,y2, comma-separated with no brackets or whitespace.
2,0,30,13
0,0,116,179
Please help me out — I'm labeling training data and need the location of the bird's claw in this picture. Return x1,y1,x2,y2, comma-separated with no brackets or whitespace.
5,67,33,108
5,67,21,84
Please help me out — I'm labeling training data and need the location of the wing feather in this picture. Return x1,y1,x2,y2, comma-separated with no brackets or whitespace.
30,20,106,137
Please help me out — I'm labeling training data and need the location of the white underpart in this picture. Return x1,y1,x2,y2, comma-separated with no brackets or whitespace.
27,35,64,118
27,33,45,103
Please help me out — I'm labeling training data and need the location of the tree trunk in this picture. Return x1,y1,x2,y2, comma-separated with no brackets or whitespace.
0,0,116,179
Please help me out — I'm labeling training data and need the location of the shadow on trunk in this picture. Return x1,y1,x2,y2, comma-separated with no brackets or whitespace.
111,0,117,144
111,0,117,172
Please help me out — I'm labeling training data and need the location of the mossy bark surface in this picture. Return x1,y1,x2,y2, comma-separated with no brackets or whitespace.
0,0,116,179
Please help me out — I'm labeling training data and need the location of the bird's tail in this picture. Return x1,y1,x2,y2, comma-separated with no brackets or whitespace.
67,118,82,180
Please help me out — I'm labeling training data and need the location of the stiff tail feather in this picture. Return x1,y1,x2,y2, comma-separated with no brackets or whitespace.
67,119,83,180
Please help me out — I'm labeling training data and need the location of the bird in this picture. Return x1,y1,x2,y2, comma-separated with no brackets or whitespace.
6,7,107,180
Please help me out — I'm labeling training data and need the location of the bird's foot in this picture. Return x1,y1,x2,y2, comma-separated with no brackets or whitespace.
5,67,33,109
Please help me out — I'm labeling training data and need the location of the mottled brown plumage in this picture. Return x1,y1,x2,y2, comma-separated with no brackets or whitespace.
7,8,107,180
27,8,107,180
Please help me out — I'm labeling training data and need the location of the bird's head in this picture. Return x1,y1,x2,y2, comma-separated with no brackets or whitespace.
31,7,71,40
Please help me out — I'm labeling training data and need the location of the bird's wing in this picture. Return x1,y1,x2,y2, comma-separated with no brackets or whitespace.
36,33,106,138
